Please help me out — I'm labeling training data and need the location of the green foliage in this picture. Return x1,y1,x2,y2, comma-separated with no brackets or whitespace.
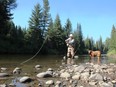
95,36,103,52
0,0,111,55
84,37,93,50
64,18,72,37
107,49,116,56
110,25,116,51
0,0,17,33
74,23,85,54
50,14,65,54
104,38,110,52
27,3,44,53
107,25,116,55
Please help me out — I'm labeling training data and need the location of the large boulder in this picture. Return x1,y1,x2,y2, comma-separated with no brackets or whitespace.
37,71,53,78
0,73,9,77
19,76,32,83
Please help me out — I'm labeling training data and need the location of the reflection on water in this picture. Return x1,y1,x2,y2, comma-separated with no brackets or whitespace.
0,54,115,86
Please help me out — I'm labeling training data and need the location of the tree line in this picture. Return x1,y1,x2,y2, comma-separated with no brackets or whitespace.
0,0,115,55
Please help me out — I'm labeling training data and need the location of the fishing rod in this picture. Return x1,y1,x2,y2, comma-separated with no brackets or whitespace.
63,34,79,60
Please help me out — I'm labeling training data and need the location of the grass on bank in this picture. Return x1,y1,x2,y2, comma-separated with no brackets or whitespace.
107,49,116,56
107,49,116,63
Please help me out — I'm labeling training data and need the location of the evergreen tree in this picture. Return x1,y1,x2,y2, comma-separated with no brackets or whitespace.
51,14,65,54
41,0,51,37
84,36,93,50
110,25,116,51
27,3,43,53
104,37,110,53
99,36,103,52
90,37,95,50
74,23,85,54
47,18,54,50
64,18,72,38
95,36,104,53
0,0,17,35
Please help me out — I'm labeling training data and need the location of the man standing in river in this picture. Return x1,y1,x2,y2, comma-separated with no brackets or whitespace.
65,34,75,59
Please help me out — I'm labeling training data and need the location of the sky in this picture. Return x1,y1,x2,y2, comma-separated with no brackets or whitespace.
12,0,116,42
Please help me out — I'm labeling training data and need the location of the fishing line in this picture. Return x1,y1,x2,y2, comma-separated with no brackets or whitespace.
20,36,48,65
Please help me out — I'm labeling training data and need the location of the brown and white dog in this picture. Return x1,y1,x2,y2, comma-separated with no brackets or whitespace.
88,50,101,58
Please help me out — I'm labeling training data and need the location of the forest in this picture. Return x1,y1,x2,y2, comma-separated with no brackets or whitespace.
0,0,116,55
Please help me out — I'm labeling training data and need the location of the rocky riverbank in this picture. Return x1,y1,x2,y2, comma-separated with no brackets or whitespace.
0,59,116,87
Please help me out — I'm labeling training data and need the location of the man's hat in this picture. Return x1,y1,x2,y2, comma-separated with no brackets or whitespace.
69,34,73,37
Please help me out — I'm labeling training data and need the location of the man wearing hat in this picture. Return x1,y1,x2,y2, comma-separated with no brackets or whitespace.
65,34,75,59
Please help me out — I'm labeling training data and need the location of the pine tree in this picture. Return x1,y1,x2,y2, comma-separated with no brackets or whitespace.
42,0,51,37
84,36,93,50
95,37,103,52
27,3,43,53
0,0,17,35
74,23,85,54
64,18,72,37
104,37,110,52
51,14,65,54
110,25,116,51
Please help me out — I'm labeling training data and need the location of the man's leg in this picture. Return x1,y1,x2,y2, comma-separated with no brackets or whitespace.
67,48,71,58
70,47,75,64
71,47,74,58
67,48,72,64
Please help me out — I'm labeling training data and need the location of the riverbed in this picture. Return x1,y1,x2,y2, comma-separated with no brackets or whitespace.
0,54,116,87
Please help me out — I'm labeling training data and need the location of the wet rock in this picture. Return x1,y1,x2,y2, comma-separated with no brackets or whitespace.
0,73,9,77
93,64,100,69
46,80,54,85
60,69,65,73
112,80,116,84
9,83,16,87
107,68,114,74
35,65,41,70
0,84,8,87
13,67,21,74
74,65,85,73
48,68,53,71
89,81,97,86
37,71,52,78
1,67,7,72
35,65,41,68
38,80,44,87
98,81,113,87
19,76,32,83
72,74,80,80
46,70,53,75
60,72,71,79
81,72,90,81
37,72,46,78
55,81,62,87
95,68,103,73
101,64,108,69
89,73,103,81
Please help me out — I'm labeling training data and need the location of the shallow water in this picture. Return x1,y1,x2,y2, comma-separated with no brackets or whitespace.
0,54,116,86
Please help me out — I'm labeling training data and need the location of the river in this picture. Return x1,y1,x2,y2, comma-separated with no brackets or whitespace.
0,54,116,86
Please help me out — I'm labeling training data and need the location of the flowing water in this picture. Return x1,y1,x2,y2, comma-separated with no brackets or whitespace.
0,54,116,86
